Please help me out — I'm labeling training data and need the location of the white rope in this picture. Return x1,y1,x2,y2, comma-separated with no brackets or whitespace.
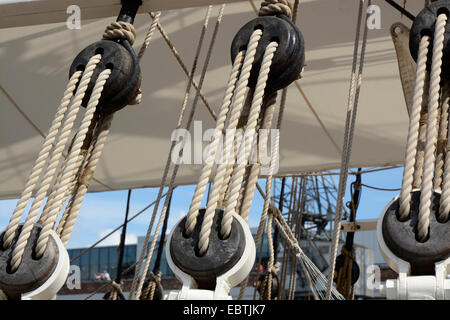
134,5,223,299
1,70,82,251
196,28,263,255
259,0,292,19
137,12,161,61
325,0,369,300
240,94,278,221
440,83,450,221
433,84,449,190
399,35,430,220
184,50,245,235
59,113,114,246
130,6,219,299
103,21,136,45
8,54,102,271
34,66,111,259
221,41,279,239
418,13,448,242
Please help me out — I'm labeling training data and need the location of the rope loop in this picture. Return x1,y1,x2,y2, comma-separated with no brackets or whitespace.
103,21,136,45
259,0,292,18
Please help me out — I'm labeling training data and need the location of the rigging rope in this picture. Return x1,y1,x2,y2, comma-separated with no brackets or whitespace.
418,12,448,241
325,0,370,300
130,5,221,299
1,6,158,293
398,10,449,242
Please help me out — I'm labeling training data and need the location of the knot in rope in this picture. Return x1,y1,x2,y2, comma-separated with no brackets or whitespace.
111,280,123,293
102,23,142,106
149,270,162,284
270,261,280,276
103,21,136,45
259,0,292,19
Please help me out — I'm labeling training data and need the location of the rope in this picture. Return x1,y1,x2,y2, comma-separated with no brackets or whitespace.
33,68,111,261
140,271,162,300
240,94,278,221
360,184,401,192
103,21,136,45
130,5,221,299
325,0,369,300
270,206,344,299
221,41,279,240
440,83,450,222
149,12,217,121
259,0,292,18
433,84,449,191
7,54,102,271
137,12,161,61
0,289,7,300
184,50,245,235
195,28,262,255
105,281,124,300
399,35,430,219
334,247,355,299
418,13,448,242
1,70,82,251
59,113,114,246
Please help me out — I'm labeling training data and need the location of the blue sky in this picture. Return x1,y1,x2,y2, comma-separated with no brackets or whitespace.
0,167,403,249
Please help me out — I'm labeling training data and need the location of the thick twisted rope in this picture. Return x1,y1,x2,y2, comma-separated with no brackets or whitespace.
59,113,114,246
259,0,292,19
103,21,136,45
34,67,111,259
8,55,102,270
399,35,430,220
184,50,245,235
418,13,448,242
240,94,278,222
440,83,450,222
326,0,369,300
433,85,449,190
1,70,82,251
196,29,263,255
221,41,279,240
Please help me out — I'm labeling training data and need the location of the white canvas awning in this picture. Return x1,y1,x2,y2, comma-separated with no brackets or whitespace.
0,0,422,199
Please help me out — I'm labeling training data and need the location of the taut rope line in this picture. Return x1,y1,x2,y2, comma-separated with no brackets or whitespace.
325,0,370,300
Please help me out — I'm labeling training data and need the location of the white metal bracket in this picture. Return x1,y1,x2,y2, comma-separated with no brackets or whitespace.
22,230,70,300
377,195,450,300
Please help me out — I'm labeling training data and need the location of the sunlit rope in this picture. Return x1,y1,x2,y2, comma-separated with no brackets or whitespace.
418,12,448,241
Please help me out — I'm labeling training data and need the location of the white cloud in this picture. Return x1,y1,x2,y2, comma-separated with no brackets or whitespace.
96,229,137,247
